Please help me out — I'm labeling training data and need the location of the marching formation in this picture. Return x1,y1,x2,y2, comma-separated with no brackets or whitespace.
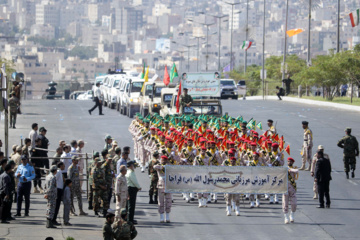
129,112,299,224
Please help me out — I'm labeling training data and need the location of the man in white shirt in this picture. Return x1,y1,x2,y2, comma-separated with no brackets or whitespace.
52,162,65,226
28,123,38,148
88,82,103,115
61,145,72,178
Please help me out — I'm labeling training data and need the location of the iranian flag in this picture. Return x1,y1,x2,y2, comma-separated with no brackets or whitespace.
349,9,360,28
242,41,252,50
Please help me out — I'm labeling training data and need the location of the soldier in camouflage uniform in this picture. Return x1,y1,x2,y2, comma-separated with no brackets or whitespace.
45,166,58,228
88,152,100,210
93,159,109,217
180,88,193,107
337,127,359,179
8,92,19,129
67,156,88,216
113,208,138,240
102,156,114,204
148,151,160,204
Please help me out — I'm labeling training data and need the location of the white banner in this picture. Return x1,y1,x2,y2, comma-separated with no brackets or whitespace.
181,73,221,97
165,166,288,194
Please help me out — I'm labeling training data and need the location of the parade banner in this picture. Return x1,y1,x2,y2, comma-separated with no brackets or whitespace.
181,73,221,97
165,166,288,194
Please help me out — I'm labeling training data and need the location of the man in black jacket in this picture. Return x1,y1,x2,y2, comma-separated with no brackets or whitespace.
315,150,332,208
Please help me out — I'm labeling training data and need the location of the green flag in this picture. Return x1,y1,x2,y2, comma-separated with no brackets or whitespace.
256,121,263,130
170,63,178,83
140,62,145,79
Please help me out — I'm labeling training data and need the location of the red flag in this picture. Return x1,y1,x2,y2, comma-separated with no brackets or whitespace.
274,134,279,142
257,137,263,146
241,142,247,151
285,145,290,155
279,140,284,151
163,65,170,86
176,81,182,113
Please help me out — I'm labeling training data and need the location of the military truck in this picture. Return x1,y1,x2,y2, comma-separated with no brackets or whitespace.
139,81,175,117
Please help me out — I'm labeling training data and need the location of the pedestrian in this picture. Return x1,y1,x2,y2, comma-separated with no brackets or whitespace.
283,157,298,224
31,138,44,193
60,145,72,179
102,156,114,204
103,209,116,240
11,146,22,167
300,121,313,171
0,164,13,223
76,139,85,190
126,161,141,225
9,145,17,159
29,123,38,149
38,127,50,172
92,158,108,217
116,152,128,175
63,179,72,226
44,165,58,228
70,140,77,157
52,147,63,167
22,138,31,159
67,156,87,216
276,86,285,100
311,145,330,199
8,92,19,129
113,208,138,240
88,152,99,210
115,165,128,221
282,74,293,96
314,150,332,208
52,162,65,226
112,147,121,170
337,127,359,179
15,155,35,217
154,156,171,223
8,160,16,216
89,82,104,115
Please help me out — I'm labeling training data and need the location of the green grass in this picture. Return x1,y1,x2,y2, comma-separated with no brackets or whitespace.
292,96,360,106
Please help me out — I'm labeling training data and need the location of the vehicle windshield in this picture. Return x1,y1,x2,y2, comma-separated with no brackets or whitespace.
131,82,144,92
113,80,120,88
163,94,173,103
145,85,152,96
221,80,235,86
183,105,222,115
155,87,164,97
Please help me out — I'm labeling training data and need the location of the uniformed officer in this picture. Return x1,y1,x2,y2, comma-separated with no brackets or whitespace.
300,121,313,171
88,152,99,210
8,92,19,129
115,165,128,221
15,155,35,217
180,88,193,107
104,135,113,151
102,156,114,204
113,208,138,240
68,156,87,216
266,119,276,137
148,151,159,204
283,158,298,224
45,165,58,228
311,145,330,199
337,127,359,179
103,209,116,240
92,159,108,217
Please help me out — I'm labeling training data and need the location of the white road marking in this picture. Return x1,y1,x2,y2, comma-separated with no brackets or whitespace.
349,180,358,185
283,226,293,233
332,169,339,174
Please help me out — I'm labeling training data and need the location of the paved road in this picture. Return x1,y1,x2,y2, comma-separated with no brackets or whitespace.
0,99,359,240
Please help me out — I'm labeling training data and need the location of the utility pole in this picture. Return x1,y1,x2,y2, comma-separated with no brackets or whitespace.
244,0,249,73
336,0,340,53
307,0,312,65
262,0,266,100
224,1,241,71
0,63,9,157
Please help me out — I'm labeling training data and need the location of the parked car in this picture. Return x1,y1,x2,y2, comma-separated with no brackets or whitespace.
220,79,238,99
119,78,144,118
77,90,93,100
70,91,85,100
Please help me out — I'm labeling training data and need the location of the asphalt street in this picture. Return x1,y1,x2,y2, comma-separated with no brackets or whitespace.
0,99,359,240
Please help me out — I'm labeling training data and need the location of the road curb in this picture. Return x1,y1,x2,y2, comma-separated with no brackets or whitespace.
239,96,360,112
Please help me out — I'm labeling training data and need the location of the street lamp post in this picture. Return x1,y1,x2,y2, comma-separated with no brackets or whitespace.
336,0,340,53
281,0,289,81
172,40,196,72
262,0,266,100
306,0,312,65
224,1,241,71
192,36,205,72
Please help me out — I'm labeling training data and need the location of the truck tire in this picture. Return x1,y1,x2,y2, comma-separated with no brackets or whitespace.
116,102,120,111
110,103,115,109
127,106,134,118
232,96,238,100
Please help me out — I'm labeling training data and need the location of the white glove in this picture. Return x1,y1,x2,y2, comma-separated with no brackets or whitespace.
137,136,144,141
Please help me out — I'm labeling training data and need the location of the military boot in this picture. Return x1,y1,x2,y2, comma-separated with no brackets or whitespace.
149,195,154,204
346,172,349,179
352,170,355,178
46,219,57,228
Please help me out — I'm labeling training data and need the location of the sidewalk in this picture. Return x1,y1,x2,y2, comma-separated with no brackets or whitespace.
241,95,360,112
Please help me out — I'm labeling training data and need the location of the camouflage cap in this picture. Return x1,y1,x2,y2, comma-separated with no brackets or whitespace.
93,151,100,157
345,127,351,132
153,151,159,157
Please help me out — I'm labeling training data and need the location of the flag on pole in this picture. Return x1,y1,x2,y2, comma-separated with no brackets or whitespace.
170,63,178,83
163,65,170,86
242,41,252,50
176,81,182,113
349,9,360,28
140,62,145,79
141,66,149,93
256,121,263,130
285,145,290,155
286,28,304,37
